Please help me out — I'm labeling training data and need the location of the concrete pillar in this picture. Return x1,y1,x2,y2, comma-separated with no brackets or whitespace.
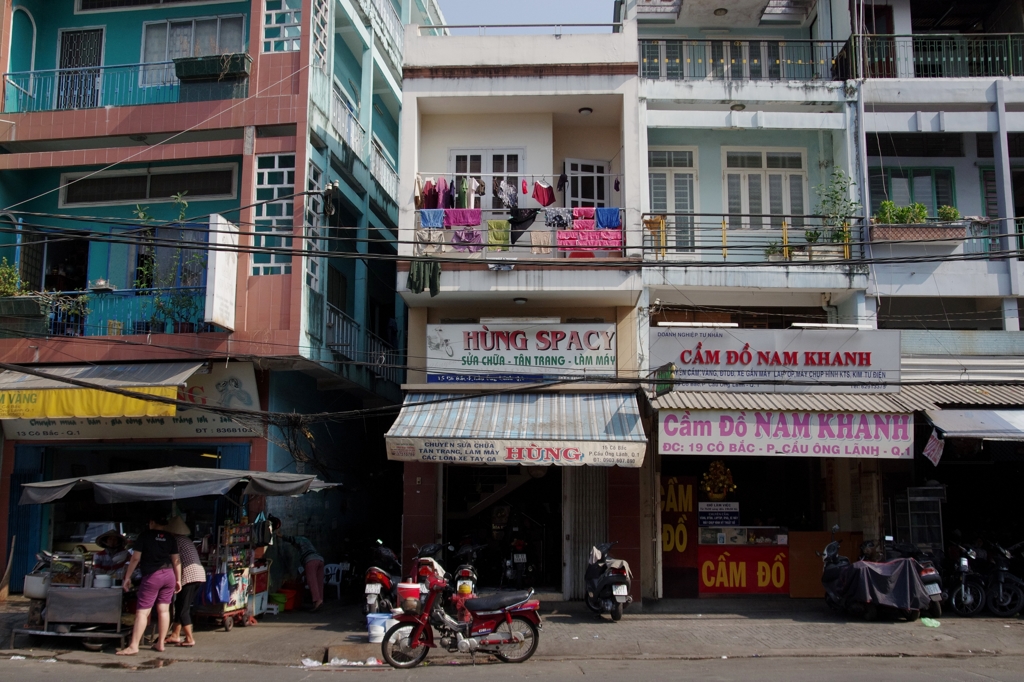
406,307,427,383
994,81,1021,296
836,290,877,328
359,40,374,161
1004,297,1020,331
400,0,412,25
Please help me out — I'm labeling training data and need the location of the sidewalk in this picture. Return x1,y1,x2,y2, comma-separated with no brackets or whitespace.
3,594,1024,667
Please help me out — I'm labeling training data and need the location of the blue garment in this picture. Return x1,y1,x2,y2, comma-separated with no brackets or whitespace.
595,207,621,229
420,209,445,228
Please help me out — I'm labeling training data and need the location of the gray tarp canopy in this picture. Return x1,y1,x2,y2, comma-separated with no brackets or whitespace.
19,465,333,505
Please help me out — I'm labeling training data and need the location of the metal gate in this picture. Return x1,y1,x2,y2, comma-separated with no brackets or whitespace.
562,467,607,600
57,29,103,109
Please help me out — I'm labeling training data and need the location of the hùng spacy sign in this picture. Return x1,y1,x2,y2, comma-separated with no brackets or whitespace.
426,323,617,383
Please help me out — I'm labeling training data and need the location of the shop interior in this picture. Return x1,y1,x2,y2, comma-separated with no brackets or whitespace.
442,465,563,591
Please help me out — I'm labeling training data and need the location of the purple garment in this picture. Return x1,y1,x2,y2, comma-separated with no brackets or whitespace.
452,229,483,252
444,208,482,227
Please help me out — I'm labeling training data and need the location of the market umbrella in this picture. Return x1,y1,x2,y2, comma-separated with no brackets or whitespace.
19,466,334,505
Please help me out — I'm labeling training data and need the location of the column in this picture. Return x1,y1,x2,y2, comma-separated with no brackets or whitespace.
1004,297,1020,331
994,80,1021,295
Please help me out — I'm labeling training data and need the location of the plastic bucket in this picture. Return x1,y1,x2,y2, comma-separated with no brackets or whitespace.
366,612,390,639
368,625,385,643
278,589,298,611
270,592,287,608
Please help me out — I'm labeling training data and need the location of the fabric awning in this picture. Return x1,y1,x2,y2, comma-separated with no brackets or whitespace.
385,392,648,467
0,362,201,419
926,409,1024,440
19,465,333,505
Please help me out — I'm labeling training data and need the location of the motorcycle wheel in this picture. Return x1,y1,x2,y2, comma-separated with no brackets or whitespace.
493,616,539,663
381,623,429,669
986,584,1024,618
928,601,942,619
901,609,920,622
365,597,379,615
610,602,624,622
950,582,986,617
862,603,878,622
585,595,603,614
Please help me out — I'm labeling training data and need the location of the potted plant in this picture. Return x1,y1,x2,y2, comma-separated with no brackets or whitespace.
0,257,50,339
812,168,860,261
764,241,785,262
701,460,737,501
938,205,961,222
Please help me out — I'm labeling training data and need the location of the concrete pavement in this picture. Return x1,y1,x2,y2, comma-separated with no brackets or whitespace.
3,593,1024,668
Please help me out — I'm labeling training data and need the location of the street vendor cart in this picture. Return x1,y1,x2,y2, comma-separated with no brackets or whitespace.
12,466,333,648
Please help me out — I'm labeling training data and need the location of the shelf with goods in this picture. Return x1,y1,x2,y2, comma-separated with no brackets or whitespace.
196,522,254,617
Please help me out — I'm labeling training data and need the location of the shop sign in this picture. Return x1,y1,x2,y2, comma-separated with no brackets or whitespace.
698,502,740,527
698,545,789,595
660,476,698,569
659,409,913,460
386,438,645,467
204,213,238,331
1,362,259,441
426,323,616,383
648,328,900,393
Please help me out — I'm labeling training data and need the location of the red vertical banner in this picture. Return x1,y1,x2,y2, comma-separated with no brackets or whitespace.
660,476,699,597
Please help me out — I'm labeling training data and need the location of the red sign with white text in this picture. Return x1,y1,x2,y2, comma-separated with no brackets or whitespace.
697,545,790,594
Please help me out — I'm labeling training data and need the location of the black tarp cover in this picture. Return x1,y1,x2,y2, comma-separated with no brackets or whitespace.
838,558,932,611
19,466,331,505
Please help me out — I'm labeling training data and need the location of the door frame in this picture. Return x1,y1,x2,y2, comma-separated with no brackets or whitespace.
54,26,105,108
565,157,612,208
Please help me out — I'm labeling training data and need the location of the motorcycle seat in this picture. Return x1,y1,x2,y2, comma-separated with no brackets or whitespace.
464,590,533,612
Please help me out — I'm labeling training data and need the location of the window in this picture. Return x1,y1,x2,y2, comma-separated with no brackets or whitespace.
81,0,206,9
264,0,301,53
869,168,955,217
311,0,329,73
976,133,1024,158
305,162,323,290
142,16,245,85
60,166,236,207
253,153,295,275
449,149,525,210
648,149,696,252
566,158,611,208
867,133,964,158
724,150,806,229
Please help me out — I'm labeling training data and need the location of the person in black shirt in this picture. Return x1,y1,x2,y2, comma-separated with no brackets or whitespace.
117,515,182,656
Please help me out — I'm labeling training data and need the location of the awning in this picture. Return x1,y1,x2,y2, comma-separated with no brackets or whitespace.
926,410,1024,440
19,465,333,505
386,392,647,467
651,390,912,413
0,362,201,419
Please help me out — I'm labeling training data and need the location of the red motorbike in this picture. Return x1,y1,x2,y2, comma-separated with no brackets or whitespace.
381,573,541,668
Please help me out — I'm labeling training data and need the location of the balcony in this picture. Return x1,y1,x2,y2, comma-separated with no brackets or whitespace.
371,145,399,201
331,90,366,157
642,213,864,263
639,39,850,82
356,0,404,73
636,0,681,17
47,287,208,337
326,303,403,385
855,34,1024,79
3,61,249,114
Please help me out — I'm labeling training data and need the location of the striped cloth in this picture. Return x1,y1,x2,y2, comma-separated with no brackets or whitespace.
175,535,206,586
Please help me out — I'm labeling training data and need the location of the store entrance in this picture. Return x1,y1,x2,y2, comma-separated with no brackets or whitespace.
660,456,823,598
443,465,562,592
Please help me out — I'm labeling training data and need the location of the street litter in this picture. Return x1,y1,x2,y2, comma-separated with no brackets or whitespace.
301,658,323,667
921,618,940,628
572,636,579,640
10,656,26,660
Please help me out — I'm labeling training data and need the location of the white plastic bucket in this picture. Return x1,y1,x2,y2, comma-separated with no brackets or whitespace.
368,625,385,643
23,573,49,599
366,612,390,643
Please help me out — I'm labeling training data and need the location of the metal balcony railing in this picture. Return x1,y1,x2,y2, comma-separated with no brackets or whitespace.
641,213,863,263
371,146,399,200
636,0,682,15
374,0,405,53
4,62,181,113
366,328,403,385
639,39,851,82
47,287,207,337
326,303,361,359
331,90,366,157
855,34,1024,79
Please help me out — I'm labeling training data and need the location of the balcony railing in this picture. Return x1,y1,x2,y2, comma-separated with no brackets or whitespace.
640,39,850,82
366,328,403,385
371,146,399,200
637,0,682,15
374,0,405,53
327,303,361,359
855,34,1024,79
331,90,366,156
642,213,863,263
4,62,181,113
47,287,207,337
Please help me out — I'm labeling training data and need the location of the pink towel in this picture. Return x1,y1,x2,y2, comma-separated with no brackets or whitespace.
573,207,595,219
573,219,595,231
444,208,482,227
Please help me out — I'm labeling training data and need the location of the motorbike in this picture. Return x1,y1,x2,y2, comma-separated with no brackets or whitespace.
982,542,1024,617
381,572,541,669
584,541,632,621
451,542,486,597
364,540,403,614
819,525,931,621
948,543,987,616
502,537,531,590
863,537,945,618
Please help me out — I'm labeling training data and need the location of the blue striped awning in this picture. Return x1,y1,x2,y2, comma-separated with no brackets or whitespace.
386,393,647,467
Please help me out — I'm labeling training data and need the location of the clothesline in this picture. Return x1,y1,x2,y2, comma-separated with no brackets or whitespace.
415,171,624,178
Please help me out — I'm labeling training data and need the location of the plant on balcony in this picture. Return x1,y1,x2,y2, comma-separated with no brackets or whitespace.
803,228,822,244
0,257,91,335
764,241,785,261
173,53,252,81
813,168,860,260
0,257,20,298
938,205,961,222
875,200,928,225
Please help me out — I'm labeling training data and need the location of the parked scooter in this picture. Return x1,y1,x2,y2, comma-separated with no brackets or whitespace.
981,543,1024,617
364,540,403,614
451,542,486,596
584,541,632,621
381,572,541,668
502,537,531,590
863,537,945,618
948,543,987,616
819,525,931,621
